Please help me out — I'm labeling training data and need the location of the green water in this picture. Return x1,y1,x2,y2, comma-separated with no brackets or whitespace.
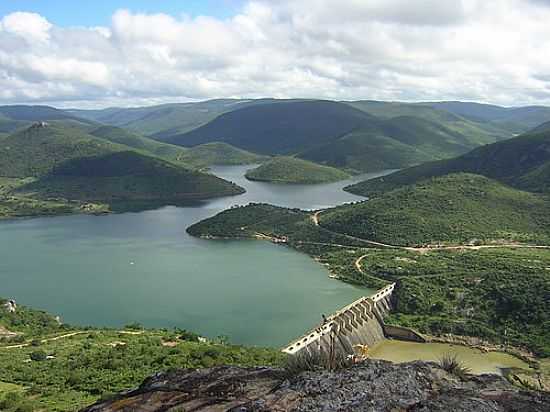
0,167,392,347
369,340,530,375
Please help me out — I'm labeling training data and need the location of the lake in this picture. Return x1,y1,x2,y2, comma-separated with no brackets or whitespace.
0,166,392,347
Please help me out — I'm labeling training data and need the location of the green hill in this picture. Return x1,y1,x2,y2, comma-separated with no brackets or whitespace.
298,115,488,172
0,105,95,135
346,100,514,142
18,151,244,204
90,126,266,168
298,130,430,172
426,101,550,132
167,100,375,154
181,142,267,166
345,130,550,196
0,124,244,216
89,125,190,164
0,124,123,178
323,173,550,246
244,156,350,184
166,100,516,173
68,99,268,139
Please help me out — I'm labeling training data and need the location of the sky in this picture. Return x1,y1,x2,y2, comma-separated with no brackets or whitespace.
0,0,549,108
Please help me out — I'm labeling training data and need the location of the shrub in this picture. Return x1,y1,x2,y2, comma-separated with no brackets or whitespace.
30,350,47,361
438,354,471,379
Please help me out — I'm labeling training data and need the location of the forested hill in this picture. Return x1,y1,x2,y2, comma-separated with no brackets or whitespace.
165,100,375,154
0,105,95,135
0,124,244,217
163,100,517,173
324,173,550,247
346,130,550,196
245,157,350,184
426,101,550,131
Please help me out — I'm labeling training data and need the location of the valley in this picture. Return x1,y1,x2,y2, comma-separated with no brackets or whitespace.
1,101,550,411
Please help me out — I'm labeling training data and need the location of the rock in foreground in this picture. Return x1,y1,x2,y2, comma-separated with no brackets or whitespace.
82,360,549,412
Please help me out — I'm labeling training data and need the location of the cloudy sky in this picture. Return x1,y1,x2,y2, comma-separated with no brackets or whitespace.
0,0,549,108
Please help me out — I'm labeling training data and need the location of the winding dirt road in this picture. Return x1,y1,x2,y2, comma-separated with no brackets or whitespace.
310,211,550,275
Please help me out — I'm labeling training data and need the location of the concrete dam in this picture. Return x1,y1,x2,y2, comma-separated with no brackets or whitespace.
282,283,424,357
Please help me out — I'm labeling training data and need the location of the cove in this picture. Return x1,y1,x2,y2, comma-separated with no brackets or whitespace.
0,166,391,347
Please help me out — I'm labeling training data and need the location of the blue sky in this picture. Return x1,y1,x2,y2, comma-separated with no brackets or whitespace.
0,0,245,26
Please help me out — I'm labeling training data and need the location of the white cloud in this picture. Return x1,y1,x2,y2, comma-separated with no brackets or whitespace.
0,0,549,107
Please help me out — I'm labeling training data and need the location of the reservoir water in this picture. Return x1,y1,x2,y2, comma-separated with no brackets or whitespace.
0,166,390,347
369,340,530,375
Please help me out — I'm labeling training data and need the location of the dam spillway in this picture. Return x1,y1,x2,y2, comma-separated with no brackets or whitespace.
282,283,397,357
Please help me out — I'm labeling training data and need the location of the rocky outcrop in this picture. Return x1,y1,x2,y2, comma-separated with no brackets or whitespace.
82,360,550,412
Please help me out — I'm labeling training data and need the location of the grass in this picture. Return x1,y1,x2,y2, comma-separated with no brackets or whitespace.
438,354,471,378
245,156,350,184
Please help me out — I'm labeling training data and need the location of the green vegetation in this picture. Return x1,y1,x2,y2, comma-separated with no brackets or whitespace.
428,101,550,131
170,100,514,173
346,100,515,142
0,124,245,218
0,124,123,178
245,157,350,184
89,125,190,165
0,105,95,135
298,130,431,173
346,130,550,195
355,247,550,357
180,142,267,166
438,354,471,378
188,187,550,357
0,301,284,411
186,203,367,249
324,174,550,246
168,100,371,154
69,99,261,138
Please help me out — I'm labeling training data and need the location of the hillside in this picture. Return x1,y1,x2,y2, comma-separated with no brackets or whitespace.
0,124,123,178
245,157,350,184
69,99,267,139
89,125,189,164
427,101,550,132
345,130,550,195
17,151,244,204
346,100,514,142
165,100,509,173
0,105,95,135
298,130,431,172
0,124,244,216
166,100,375,154
323,174,550,246
298,115,488,172
181,142,267,166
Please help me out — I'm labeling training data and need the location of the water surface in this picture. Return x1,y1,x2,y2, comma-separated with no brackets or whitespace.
0,167,391,346
369,340,530,375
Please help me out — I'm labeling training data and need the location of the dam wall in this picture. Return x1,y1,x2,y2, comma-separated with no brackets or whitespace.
283,283,395,357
